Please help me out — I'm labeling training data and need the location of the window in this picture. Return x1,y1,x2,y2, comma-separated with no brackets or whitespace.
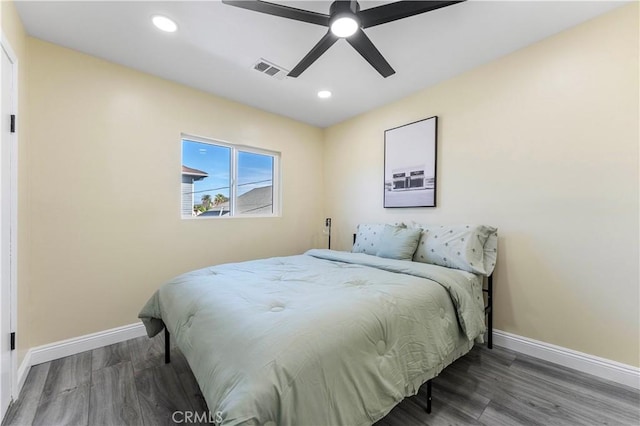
181,135,280,218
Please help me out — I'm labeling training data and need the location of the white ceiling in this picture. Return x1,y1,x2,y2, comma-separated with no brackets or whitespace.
15,0,628,128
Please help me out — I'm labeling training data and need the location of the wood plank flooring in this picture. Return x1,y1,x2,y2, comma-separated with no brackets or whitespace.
3,333,638,425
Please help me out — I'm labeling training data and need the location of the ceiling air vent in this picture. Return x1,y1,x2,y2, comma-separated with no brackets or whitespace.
253,58,288,80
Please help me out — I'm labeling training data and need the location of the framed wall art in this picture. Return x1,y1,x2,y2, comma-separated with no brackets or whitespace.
383,116,437,208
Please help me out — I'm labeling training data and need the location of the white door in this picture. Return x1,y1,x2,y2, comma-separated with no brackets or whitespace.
0,41,15,418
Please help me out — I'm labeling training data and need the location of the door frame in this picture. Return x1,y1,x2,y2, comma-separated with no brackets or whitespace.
0,31,19,411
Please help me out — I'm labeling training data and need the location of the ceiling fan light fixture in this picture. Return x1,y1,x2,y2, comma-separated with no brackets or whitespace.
317,90,332,99
330,15,359,38
222,0,465,78
152,15,178,33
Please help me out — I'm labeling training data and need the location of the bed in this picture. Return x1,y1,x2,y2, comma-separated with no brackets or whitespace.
139,224,497,426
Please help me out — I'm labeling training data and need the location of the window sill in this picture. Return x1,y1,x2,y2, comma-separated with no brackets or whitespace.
181,214,282,220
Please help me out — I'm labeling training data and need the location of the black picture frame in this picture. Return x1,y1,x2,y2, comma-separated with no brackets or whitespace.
383,116,437,208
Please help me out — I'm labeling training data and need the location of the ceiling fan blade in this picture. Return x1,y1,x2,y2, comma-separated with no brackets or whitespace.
288,31,339,78
359,1,466,28
222,0,330,27
346,29,395,78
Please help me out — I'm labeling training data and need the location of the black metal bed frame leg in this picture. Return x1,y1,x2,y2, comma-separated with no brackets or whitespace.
426,380,432,414
487,274,493,349
164,326,171,364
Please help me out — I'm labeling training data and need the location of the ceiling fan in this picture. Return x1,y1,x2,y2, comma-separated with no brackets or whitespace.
222,0,465,78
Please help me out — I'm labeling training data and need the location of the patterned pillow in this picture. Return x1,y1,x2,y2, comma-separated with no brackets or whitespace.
410,224,498,275
482,230,498,275
352,223,405,256
376,225,422,261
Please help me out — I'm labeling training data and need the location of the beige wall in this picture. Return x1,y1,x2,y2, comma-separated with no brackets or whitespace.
324,4,639,366
1,0,30,364
24,38,324,347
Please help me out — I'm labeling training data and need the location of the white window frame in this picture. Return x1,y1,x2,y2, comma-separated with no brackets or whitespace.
181,133,281,219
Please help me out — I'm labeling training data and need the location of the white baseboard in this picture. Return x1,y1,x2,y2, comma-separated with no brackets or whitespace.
14,324,639,401
16,349,31,397
16,322,147,398
493,329,640,390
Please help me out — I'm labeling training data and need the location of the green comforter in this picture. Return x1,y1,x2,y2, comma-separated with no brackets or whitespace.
139,250,486,425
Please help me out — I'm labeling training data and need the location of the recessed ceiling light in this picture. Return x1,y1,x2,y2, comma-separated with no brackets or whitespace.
317,90,332,99
152,15,178,33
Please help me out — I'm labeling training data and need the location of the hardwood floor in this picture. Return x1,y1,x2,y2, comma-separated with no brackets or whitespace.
3,334,638,425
